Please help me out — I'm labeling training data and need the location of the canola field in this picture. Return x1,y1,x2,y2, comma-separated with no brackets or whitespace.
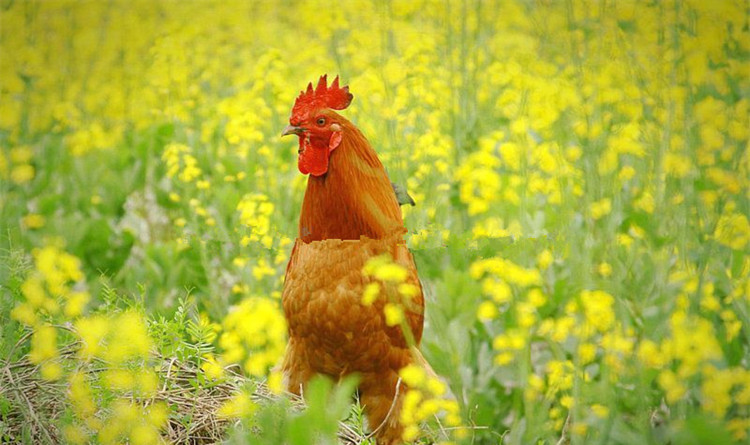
1,1,749,444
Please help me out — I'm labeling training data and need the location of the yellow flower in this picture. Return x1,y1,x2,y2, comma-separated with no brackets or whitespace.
634,191,655,214
65,291,90,318
11,303,38,326
138,372,158,396
76,315,109,360
527,288,547,308
29,325,58,364
402,424,420,442
103,369,136,391
363,255,408,282
637,340,667,369
617,233,633,248
63,424,88,445
22,213,45,229
399,364,426,387
267,370,284,395
252,258,275,281
664,153,692,177
40,361,63,381
384,303,404,326
571,422,588,436
591,404,610,418
547,360,575,392
362,282,380,306
537,249,554,270
426,377,446,396
658,370,686,403
714,211,750,250
10,146,33,163
597,262,613,277
577,343,597,364
11,164,34,183
477,301,498,321
21,276,46,308
728,418,750,441
398,283,419,298
202,354,225,380
219,297,286,376
589,198,612,220
618,165,636,181
104,311,152,363
579,290,615,333
482,278,512,304
471,257,542,288
560,395,574,408
218,390,256,419
237,193,275,246
494,352,514,366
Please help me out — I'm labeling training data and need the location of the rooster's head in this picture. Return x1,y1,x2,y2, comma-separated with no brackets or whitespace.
281,75,353,176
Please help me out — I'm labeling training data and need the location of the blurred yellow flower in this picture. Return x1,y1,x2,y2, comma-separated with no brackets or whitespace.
658,370,687,403
202,354,225,380
10,164,34,183
217,389,256,419
29,325,58,365
714,211,750,250
363,254,408,282
362,282,381,306
597,262,613,277
218,297,286,377
537,249,554,270
579,290,615,334
384,302,405,326
22,213,45,229
477,301,498,321
589,198,612,220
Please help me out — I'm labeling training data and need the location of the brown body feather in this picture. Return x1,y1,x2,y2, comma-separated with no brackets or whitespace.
281,114,425,444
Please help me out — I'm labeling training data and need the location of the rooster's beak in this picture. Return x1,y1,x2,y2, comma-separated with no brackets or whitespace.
281,125,304,137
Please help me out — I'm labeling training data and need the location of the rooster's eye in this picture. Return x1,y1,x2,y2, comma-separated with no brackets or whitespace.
316,117,326,126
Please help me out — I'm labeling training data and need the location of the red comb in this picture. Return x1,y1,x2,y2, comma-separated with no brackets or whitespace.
291,75,353,122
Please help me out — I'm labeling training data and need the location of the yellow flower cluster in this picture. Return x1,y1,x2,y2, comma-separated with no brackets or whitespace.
362,254,419,328
11,244,90,380
217,387,257,420
714,207,750,251
398,364,461,443
66,310,165,444
10,244,166,444
210,297,287,378
3,145,35,184
470,257,542,288
237,193,276,249
162,142,203,183
12,244,90,327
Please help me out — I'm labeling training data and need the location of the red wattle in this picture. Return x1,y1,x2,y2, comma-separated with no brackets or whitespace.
298,143,329,176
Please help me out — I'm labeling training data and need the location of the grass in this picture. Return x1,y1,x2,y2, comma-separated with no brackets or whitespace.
1,0,749,444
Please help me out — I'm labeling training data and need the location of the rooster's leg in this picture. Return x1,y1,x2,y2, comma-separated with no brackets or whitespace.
359,370,405,445
280,339,315,396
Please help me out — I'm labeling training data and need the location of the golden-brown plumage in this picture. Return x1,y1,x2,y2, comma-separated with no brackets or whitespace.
280,76,428,444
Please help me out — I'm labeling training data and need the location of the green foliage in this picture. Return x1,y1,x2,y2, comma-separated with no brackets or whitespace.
226,376,360,445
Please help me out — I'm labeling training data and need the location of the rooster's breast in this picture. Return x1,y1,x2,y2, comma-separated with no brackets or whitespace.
281,236,423,376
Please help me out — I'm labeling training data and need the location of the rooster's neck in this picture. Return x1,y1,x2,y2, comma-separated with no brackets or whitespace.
298,124,404,243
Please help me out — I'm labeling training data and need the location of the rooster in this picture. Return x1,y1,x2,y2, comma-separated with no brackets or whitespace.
280,75,428,444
